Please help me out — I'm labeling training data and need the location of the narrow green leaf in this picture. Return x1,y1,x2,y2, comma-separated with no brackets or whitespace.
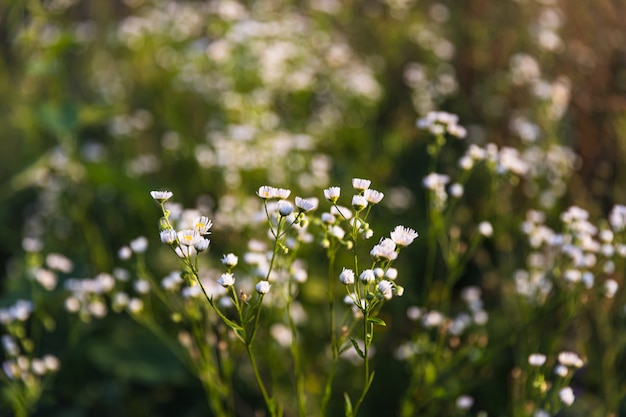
367,317,386,326
350,338,365,359
343,393,353,417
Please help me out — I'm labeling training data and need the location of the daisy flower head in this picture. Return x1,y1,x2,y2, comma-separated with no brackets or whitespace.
160,229,177,244
559,387,575,406
177,229,201,247
352,195,368,211
222,253,238,267
194,238,210,252
352,178,371,192
528,353,547,367
256,280,271,294
390,225,419,247
295,196,318,212
193,216,213,235
150,190,173,203
339,268,355,285
275,188,291,199
277,200,294,217
378,280,394,300
359,269,376,283
324,186,341,203
364,188,384,204
217,273,235,288
370,238,398,260
257,186,278,199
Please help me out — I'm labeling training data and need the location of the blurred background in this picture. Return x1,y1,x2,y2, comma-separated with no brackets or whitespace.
1,0,626,416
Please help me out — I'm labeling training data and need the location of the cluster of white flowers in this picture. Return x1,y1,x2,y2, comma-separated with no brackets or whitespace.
417,111,467,138
525,350,583,411
516,205,623,304
1,300,60,385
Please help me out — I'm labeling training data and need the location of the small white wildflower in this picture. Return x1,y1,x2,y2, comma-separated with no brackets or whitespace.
339,268,355,285
352,178,371,191
604,279,619,298
385,268,398,280
378,280,393,300
478,221,494,237
295,196,318,212
35,269,57,291
88,300,107,318
528,353,547,366
222,253,238,267
150,190,173,203
390,225,419,247
217,273,235,288
533,409,550,417
407,306,422,320
256,280,271,294
134,279,151,294
352,195,368,211
558,351,584,368
130,236,149,253
449,183,464,198
65,297,81,313
324,186,341,203
45,253,73,273
456,395,474,410
275,188,291,199
177,230,201,247
277,200,294,217
370,238,398,260
321,212,336,224
359,269,376,283
364,189,384,204
554,364,569,377
373,268,385,278
43,355,60,372
160,229,177,244
559,386,575,406
192,216,212,235
257,186,278,199
194,238,210,252
127,298,144,314
118,246,132,260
